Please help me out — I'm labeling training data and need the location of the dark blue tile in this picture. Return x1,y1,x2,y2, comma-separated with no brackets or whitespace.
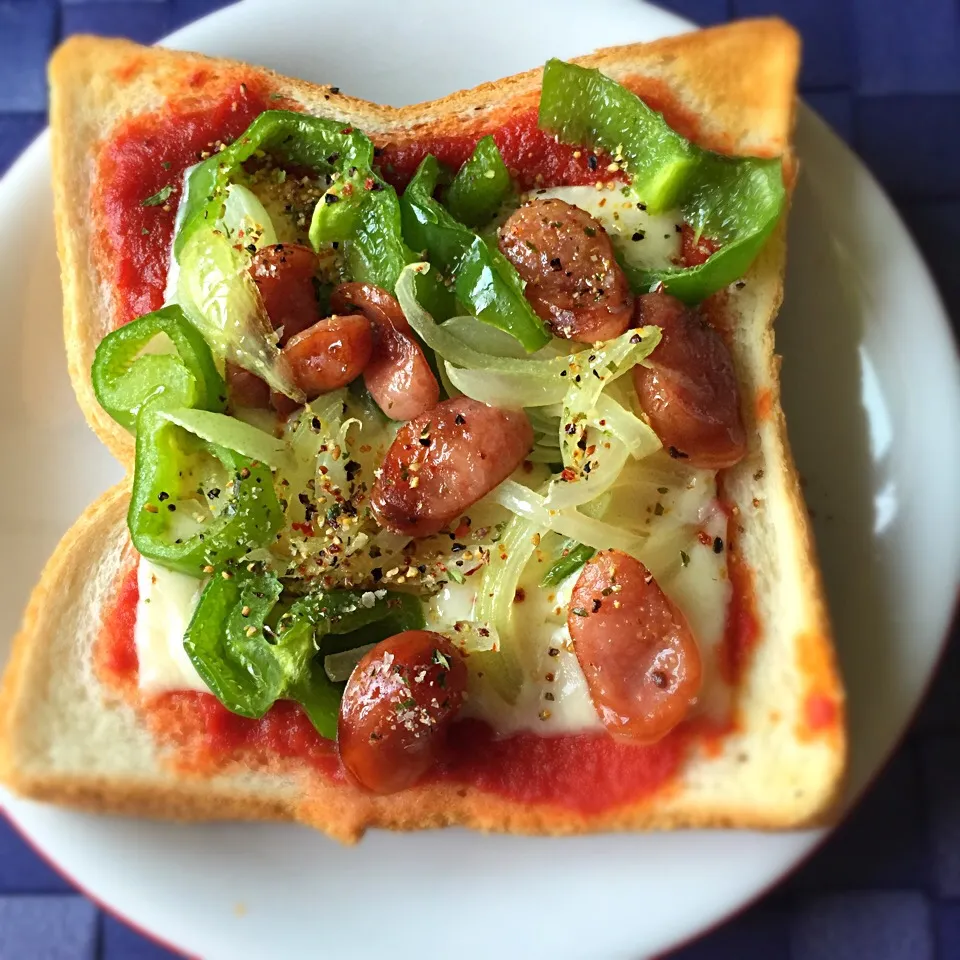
853,0,960,95
920,736,960,897
934,902,960,960
101,915,177,960
0,1,58,113
854,95,960,200
170,0,238,33
0,819,73,895
790,893,934,960
734,0,854,88
655,0,731,26
803,91,854,143
0,114,47,177
913,630,960,736
61,2,172,44
670,906,790,959
0,895,98,960
785,747,928,892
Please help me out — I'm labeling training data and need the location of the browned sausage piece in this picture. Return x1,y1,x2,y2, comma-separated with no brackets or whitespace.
498,198,633,343
227,243,323,410
282,314,373,398
225,361,271,410
632,291,746,469
370,397,534,537
338,631,468,794
248,243,322,345
568,550,702,743
331,282,439,421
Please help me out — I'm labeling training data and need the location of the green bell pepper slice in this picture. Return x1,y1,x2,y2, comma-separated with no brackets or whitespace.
401,155,550,352
540,540,595,587
308,166,412,291
128,398,283,576
539,58,697,213
91,305,225,433
308,161,457,321
175,110,373,257
538,59,786,303
184,569,426,739
444,135,512,228
628,154,784,303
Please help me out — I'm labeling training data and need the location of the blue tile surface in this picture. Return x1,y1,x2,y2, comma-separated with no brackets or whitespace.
0,1,958,959
791,893,935,960
0,896,98,960
0,821,73,895
853,0,960,95
855,95,960,200
100,916,178,960
0,1,59,112
61,3,173,42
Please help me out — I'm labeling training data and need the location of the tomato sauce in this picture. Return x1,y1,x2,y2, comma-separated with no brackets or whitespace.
379,107,623,193
438,719,690,813
680,223,721,267
98,561,139,690
804,693,839,732
147,693,343,780
96,81,272,327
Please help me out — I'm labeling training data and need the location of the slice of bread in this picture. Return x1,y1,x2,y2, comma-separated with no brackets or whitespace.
1,19,846,842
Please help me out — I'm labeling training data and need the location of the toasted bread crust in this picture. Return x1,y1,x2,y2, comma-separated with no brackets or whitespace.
7,19,845,841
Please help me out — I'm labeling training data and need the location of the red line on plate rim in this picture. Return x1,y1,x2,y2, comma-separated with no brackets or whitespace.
0,808,194,960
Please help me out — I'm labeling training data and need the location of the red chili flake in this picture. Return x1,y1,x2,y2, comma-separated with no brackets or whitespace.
364,177,375,190
697,530,712,546
291,521,315,537
561,467,578,482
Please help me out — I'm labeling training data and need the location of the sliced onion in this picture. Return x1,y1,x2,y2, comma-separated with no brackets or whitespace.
441,316,531,359
473,513,546,703
591,393,661,459
490,479,648,558
177,228,303,400
324,643,377,682
543,438,630,511
397,264,571,378
526,404,564,432
437,361,462,400
445,363,567,407
159,407,291,469
526,444,563,463
219,183,278,250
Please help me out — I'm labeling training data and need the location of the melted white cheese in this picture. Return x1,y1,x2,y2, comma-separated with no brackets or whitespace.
134,557,207,694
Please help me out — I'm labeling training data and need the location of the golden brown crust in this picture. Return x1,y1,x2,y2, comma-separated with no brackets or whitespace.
11,19,847,840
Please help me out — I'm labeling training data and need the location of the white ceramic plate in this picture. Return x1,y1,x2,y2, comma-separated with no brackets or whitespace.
2,1,959,957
